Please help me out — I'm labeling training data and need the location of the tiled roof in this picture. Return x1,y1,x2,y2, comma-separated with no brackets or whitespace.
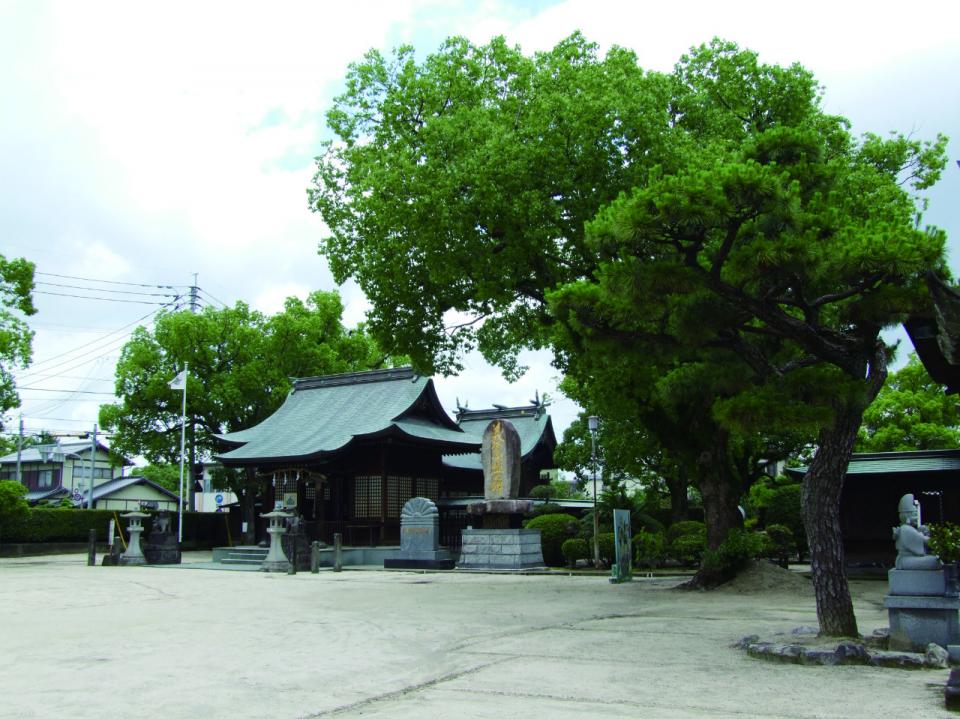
787,449,960,478
442,405,556,471
0,440,110,464
215,367,478,464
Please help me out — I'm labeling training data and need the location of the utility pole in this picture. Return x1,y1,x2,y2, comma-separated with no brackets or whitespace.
189,272,199,313
15,414,23,485
88,424,97,509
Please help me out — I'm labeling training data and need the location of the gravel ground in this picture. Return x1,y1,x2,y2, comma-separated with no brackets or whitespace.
0,553,951,718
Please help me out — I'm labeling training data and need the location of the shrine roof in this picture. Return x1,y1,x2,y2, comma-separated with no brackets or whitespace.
786,449,960,479
442,404,556,471
215,367,478,465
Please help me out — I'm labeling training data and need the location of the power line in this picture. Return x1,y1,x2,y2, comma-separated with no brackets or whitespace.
22,299,178,372
35,271,185,290
18,387,115,395
36,281,179,299
35,290,178,305
197,287,229,308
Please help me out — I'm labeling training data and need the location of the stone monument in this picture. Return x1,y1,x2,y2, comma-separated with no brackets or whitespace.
457,419,545,570
884,493,960,651
384,497,455,569
143,510,181,564
119,511,149,566
260,508,293,572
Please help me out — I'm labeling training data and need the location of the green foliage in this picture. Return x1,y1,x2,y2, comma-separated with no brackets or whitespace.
99,291,394,502
856,354,960,452
763,523,796,568
633,529,666,569
764,484,806,554
311,32,672,376
928,523,960,564
597,532,616,564
667,520,707,566
702,529,765,579
0,254,36,426
561,537,589,567
524,513,580,566
529,484,555,500
1,507,229,546
0,479,30,527
138,464,181,493
528,502,564,519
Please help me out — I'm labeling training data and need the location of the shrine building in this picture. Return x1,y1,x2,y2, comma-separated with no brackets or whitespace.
215,367,556,546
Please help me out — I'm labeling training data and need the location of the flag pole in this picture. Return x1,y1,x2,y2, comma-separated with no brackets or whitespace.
177,362,188,543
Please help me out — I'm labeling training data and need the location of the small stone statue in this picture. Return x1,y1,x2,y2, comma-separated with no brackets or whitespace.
893,493,941,570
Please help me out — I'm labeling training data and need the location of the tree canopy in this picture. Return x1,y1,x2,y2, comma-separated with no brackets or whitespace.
856,353,960,452
0,254,36,427
311,34,948,636
310,32,672,377
99,291,389,465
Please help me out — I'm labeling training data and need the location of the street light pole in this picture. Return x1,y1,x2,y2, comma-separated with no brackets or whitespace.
588,415,600,568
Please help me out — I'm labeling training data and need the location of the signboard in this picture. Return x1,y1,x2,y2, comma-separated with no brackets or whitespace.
215,494,224,505
610,508,633,583
282,492,297,509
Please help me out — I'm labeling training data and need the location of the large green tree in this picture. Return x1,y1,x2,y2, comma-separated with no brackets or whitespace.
856,353,960,452
310,33,672,377
551,43,946,633
311,35,948,636
0,254,36,426
99,291,392,537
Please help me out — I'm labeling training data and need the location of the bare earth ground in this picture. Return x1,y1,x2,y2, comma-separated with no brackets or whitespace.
0,553,952,718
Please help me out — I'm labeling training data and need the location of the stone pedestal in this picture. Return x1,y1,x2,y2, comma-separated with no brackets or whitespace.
885,594,960,651
119,511,149,566
260,509,292,573
384,497,454,570
885,568,960,651
457,528,545,570
143,511,181,564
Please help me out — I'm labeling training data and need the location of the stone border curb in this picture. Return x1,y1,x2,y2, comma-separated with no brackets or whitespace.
735,635,950,669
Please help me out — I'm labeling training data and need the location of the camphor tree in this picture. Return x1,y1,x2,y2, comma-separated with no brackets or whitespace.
99,291,393,539
0,254,36,427
856,353,960,452
311,35,948,636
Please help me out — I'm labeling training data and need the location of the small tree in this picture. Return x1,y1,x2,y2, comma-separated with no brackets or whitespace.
0,480,30,542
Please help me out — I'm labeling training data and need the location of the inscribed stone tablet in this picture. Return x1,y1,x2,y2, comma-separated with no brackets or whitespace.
481,419,521,500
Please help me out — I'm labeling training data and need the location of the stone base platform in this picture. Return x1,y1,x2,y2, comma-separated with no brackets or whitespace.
457,528,544,571
885,594,960,651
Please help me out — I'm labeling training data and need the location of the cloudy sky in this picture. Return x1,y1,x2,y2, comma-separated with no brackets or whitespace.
2,0,958,447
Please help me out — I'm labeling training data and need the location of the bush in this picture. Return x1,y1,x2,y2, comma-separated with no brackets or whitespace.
1,507,230,547
763,523,796,568
702,529,765,579
528,502,565,519
525,513,579,566
561,538,589,567
667,520,706,566
633,512,665,535
633,529,666,569
597,532,616,564
764,484,806,557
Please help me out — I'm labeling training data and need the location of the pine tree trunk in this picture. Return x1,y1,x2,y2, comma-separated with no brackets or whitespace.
803,353,887,637
668,466,690,524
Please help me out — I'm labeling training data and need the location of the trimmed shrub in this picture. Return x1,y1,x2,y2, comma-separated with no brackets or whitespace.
763,523,796,568
764,484,805,553
525,513,579,566
561,538,589,568
633,529,666,569
1,508,230,547
702,529,765,579
667,520,707,566
598,532,616,564
633,512,665,535
528,502,565,519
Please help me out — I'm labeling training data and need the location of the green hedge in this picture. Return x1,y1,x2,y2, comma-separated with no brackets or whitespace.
525,513,580,566
1,508,230,547
561,538,589,567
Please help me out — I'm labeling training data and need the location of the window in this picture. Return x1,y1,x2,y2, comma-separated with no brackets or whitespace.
353,476,382,519
386,476,412,518
37,470,53,489
416,477,439,501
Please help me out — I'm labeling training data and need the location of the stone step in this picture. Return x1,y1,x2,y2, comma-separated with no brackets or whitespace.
221,557,265,565
214,545,269,565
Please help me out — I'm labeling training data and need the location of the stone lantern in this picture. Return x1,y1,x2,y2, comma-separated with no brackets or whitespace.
260,509,293,572
119,511,149,566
